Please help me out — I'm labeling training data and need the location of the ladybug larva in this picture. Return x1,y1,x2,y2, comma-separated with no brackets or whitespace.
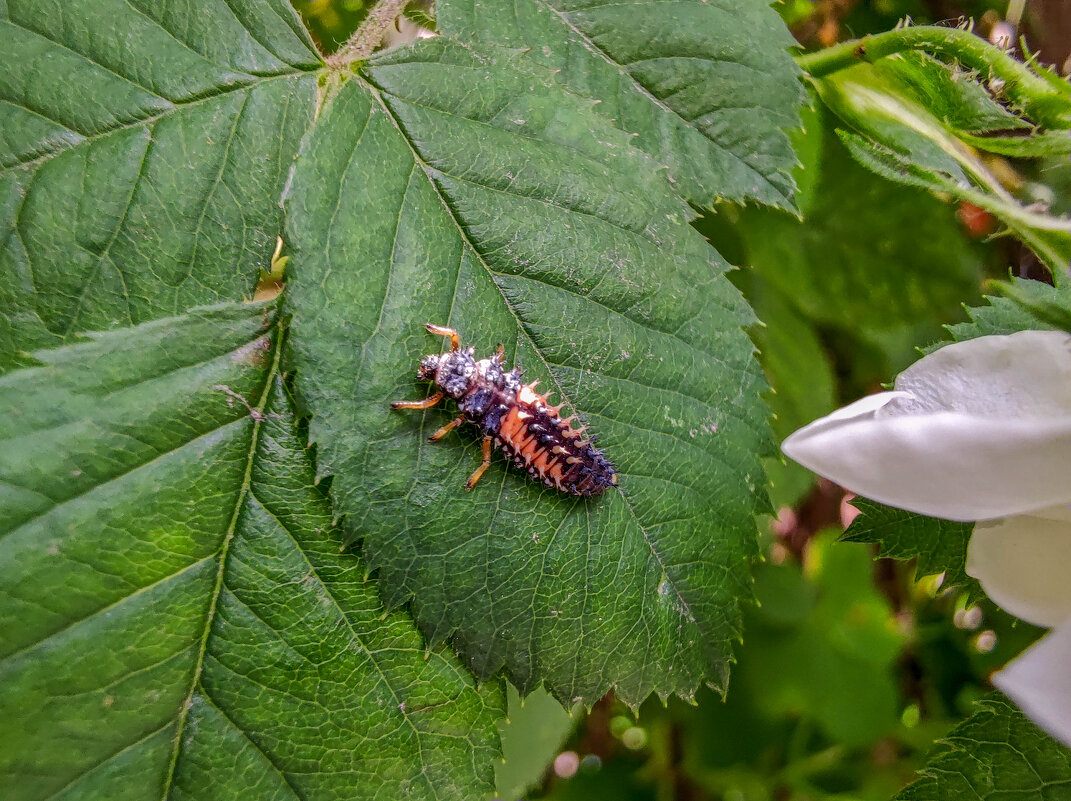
391,323,618,496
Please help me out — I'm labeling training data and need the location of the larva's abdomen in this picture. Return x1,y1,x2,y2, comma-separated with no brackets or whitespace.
394,324,618,495
497,393,617,496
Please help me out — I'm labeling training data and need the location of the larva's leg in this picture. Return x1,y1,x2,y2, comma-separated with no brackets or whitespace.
428,415,465,442
391,391,444,410
493,343,505,362
425,323,460,351
465,436,494,490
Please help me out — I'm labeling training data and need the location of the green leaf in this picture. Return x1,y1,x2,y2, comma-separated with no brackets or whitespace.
992,279,1071,331
839,131,1071,280
876,53,1071,156
0,0,320,370
842,498,980,599
895,695,1071,801
798,25,1071,132
947,276,1071,339
815,62,1071,278
0,302,503,800
946,279,1071,339
401,3,438,33
438,0,805,210
870,53,1032,136
956,129,1071,159
285,39,769,706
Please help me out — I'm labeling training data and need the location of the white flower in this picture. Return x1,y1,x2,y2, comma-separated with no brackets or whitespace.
782,330,1071,748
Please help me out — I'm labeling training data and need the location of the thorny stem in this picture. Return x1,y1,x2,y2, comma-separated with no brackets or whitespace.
326,0,410,68
796,25,1071,127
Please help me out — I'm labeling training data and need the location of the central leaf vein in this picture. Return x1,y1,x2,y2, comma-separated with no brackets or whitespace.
159,323,282,800
365,77,703,653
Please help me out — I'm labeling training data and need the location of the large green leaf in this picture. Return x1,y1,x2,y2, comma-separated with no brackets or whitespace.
285,39,769,706
896,695,1071,800
0,0,319,370
0,302,503,800
438,0,804,210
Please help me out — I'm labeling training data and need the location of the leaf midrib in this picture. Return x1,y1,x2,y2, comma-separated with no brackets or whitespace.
146,325,449,800
362,76,705,668
158,323,282,800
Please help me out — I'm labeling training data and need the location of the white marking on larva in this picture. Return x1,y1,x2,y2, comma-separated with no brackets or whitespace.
518,385,540,404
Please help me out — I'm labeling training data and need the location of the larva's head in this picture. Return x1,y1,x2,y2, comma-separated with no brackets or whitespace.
416,354,441,382
418,347,477,398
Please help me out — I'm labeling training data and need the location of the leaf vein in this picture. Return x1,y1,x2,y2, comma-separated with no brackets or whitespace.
158,325,281,801
368,76,704,675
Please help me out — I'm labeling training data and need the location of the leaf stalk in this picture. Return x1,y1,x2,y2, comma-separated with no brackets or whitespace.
326,0,410,68
796,26,1071,127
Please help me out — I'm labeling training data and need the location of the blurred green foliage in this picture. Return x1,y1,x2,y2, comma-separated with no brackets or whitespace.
524,536,1047,801
294,0,371,52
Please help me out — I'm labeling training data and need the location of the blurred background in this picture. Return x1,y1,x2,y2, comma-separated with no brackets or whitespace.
289,1,1070,798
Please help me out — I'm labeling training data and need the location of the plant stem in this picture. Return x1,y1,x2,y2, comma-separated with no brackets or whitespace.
327,0,410,68
796,26,1071,126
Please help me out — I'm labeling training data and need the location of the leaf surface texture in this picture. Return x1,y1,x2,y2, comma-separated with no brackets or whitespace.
0,0,319,369
0,303,502,800
439,0,804,209
286,40,769,705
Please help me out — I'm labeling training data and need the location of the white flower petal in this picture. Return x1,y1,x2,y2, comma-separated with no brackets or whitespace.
893,330,1071,418
782,331,1071,521
992,622,1071,750
813,391,913,425
967,510,1071,627
782,410,1071,520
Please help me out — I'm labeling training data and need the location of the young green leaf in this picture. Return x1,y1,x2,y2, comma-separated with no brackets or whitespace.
0,303,503,801
285,40,770,706
896,695,1071,801
0,0,319,370
814,60,1071,278
838,131,1071,280
842,498,980,599
853,52,1071,157
437,0,805,211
